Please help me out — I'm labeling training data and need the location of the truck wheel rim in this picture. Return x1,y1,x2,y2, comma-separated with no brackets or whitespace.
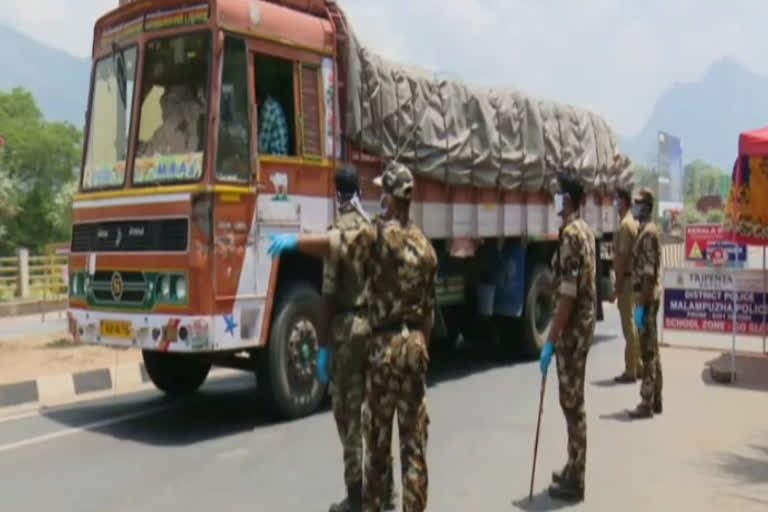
287,318,319,385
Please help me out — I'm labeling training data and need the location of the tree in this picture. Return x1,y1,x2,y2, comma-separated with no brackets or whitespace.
683,159,727,205
629,164,656,188
0,167,20,241
0,87,82,254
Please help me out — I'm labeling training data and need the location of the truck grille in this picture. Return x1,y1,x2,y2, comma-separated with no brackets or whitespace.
70,218,188,252
90,271,147,305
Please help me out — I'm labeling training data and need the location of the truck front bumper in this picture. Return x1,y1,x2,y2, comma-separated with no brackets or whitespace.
67,308,214,352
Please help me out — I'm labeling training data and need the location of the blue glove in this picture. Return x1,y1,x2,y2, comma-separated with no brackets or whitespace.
540,341,554,376
634,306,646,331
316,347,330,384
267,233,298,259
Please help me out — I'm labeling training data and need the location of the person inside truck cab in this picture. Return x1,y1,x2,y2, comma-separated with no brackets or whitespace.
257,86,289,156
139,84,207,157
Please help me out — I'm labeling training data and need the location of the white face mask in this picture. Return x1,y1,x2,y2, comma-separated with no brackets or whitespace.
554,193,565,214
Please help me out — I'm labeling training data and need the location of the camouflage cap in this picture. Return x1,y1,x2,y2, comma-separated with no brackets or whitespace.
373,161,414,200
633,187,655,207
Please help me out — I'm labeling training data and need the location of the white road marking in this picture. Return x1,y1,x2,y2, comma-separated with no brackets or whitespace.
0,410,41,424
0,403,178,453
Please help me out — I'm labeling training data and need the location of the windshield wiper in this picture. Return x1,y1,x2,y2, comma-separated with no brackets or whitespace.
112,42,127,106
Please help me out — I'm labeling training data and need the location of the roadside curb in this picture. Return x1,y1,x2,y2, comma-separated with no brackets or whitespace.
0,364,239,412
0,299,67,318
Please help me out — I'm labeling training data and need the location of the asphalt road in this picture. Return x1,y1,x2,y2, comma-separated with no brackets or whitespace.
0,312,66,341
1,306,767,511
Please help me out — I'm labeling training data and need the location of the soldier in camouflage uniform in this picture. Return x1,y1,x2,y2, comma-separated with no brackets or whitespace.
322,166,396,512
267,162,438,512
539,173,596,502
627,188,664,419
358,163,437,512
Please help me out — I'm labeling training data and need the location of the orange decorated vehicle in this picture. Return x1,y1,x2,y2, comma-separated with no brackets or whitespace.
69,0,629,419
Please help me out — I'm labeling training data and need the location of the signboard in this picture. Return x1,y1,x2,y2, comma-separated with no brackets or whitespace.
663,267,767,335
685,224,746,265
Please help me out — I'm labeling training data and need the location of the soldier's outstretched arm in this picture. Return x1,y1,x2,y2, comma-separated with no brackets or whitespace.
267,233,332,259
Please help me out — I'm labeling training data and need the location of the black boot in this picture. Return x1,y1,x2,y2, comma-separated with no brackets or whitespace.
653,396,662,415
551,464,568,485
613,373,636,384
627,403,653,419
329,481,362,512
548,479,584,502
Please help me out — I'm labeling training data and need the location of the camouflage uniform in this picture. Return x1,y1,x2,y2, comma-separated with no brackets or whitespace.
329,164,438,512
323,204,396,511
615,209,642,379
552,211,596,492
631,192,663,414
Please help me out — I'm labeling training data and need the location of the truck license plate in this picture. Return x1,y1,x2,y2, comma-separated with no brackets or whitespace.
100,320,133,339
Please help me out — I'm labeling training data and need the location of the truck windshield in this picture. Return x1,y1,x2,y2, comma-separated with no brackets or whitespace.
133,32,211,185
81,45,138,190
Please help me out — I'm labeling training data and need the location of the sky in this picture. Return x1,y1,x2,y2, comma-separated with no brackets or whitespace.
0,0,766,136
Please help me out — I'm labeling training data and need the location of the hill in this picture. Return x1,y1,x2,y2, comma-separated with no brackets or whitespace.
0,25,90,127
621,57,768,171
2,24,767,173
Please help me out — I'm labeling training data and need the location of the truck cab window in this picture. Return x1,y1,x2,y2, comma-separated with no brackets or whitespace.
255,54,296,156
133,32,211,185
216,36,252,183
82,46,137,190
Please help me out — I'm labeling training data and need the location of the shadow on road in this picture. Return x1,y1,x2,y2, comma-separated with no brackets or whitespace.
701,352,768,392
38,346,514,447
593,333,616,346
426,344,512,387
511,490,578,511
40,376,275,447
39,328,618,446
598,410,636,423
591,377,636,388
714,444,768,485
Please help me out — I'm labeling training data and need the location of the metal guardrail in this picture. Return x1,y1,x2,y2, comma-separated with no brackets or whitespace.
0,248,68,302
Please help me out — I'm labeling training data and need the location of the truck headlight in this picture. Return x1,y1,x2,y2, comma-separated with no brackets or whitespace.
159,275,171,298
174,275,187,300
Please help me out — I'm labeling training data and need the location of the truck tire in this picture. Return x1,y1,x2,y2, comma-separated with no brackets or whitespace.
256,281,326,420
522,264,555,360
142,350,211,396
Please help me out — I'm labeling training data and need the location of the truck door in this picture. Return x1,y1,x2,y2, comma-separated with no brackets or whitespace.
211,34,259,338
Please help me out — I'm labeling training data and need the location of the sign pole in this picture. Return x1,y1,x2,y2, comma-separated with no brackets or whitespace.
763,246,766,355
731,268,737,383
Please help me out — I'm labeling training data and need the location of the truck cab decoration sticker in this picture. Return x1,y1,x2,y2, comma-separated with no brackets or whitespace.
134,152,203,184
224,314,238,337
144,4,209,32
83,161,126,188
270,172,289,201
100,16,144,50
